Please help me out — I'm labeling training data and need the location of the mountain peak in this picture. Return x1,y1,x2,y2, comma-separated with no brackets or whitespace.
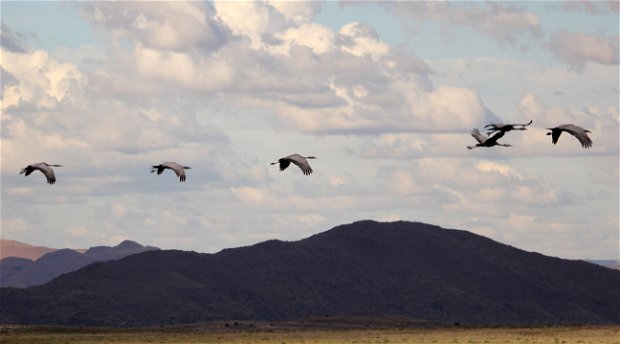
115,240,143,250
1,220,617,327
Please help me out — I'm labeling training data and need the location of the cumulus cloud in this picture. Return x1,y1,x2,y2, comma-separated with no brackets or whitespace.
80,2,228,52
267,0,322,25
339,22,389,61
73,1,492,136
1,49,85,112
548,30,619,71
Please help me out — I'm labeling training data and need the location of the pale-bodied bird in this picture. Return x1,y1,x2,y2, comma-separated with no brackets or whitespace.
467,128,512,150
546,124,592,149
20,162,62,185
151,162,191,182
485,119,532,135
271,154,316,176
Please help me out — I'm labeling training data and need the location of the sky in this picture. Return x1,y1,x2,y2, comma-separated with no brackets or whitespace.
1,1,618,260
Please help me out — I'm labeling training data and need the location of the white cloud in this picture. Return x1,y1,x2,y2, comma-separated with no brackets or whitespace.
1,49,85,111
80,2,227,52
272,23,335,56
77,1,488,136
214,1,285,50
339,22,390,61
267,1,322,25
548,30,619,71
133,44,234,90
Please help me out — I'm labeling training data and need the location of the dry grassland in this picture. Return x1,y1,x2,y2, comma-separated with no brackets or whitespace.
1,325,618,344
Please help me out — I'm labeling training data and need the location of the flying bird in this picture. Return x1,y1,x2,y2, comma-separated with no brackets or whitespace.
467,128,512,150
20,162,62,185
271,154,316,176
485,119,532,135
151,162,191,182
546,124,592,149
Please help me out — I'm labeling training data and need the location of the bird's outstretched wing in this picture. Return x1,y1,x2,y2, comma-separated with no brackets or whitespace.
169,163,187,182
278,159,291,171
286,154,313,175
39,165,57,185
470,128,487,144
561,124,592,148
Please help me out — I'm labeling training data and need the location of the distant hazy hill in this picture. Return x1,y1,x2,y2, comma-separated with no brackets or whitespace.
1,221,618,327
589,260,620,270
0,240,159,288
0,239,62,260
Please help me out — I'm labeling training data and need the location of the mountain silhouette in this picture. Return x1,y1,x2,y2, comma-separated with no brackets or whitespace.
1,221,618,326
0,240,159,288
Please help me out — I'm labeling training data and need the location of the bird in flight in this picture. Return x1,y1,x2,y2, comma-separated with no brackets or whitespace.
467,128,512,150
271,154,316,175
151,162,191,182
485,119,532,135
546,124,592,149
20,162,62,185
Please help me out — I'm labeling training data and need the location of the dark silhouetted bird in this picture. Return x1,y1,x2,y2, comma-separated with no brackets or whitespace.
20,162,62,185
467,128,512,150
151,162,191,182
271,154,316,176
546,124,592,149
485,119,532,135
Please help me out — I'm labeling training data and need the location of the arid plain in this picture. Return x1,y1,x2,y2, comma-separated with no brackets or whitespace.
1,323,619,344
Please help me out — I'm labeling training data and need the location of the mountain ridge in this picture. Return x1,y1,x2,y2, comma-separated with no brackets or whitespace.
0,240,159,288
1,220,618,326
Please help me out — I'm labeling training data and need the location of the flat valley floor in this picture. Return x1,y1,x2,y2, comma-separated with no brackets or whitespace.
1,324,618,344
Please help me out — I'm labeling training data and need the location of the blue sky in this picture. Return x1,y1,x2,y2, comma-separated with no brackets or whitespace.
1,1,618,260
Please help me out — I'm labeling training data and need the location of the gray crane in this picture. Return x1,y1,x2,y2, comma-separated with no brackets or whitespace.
485,119,532,135
546,124,592,148
151,162,191,182
20,162,62,185
467,128,512,150
271,154,316,176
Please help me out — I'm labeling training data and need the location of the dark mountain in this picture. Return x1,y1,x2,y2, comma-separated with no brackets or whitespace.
1,221,618,327
0,257,33,283
0,240,159,288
